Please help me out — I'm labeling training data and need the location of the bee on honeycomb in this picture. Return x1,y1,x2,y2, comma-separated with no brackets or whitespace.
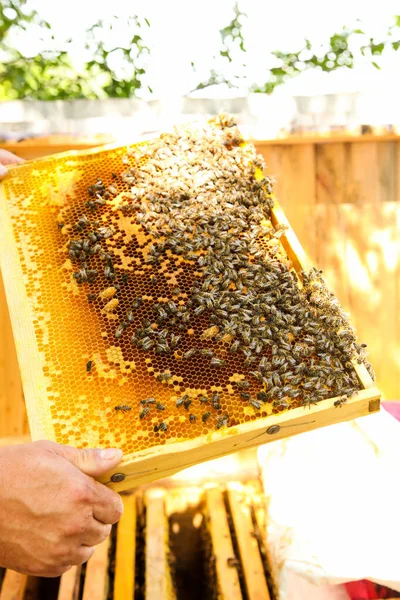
52,114,374,449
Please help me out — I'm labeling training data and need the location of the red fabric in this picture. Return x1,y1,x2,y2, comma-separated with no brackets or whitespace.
345,581,400,599
345,581,379,599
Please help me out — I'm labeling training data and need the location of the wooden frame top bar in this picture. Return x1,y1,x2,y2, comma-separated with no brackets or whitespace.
1,132,400,160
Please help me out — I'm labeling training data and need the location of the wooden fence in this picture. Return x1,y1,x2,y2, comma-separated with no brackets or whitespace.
0,135,399,437
258,137,400,402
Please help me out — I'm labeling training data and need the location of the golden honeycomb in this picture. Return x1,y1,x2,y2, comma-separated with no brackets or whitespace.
0,116,373,456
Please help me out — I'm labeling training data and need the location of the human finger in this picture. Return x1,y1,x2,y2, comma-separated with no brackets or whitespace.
0,150,25,166
80,521,111,547
68,545,95,567
92,482,123,525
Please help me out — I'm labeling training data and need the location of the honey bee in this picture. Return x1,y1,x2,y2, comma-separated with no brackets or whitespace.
210,357,225,367
202,412,211,422
257,391,268,402
176,395,188,408
250,399,261,410
104,266,115,280
216,414,229,429
141,397,156,405
115,322,128,339
258,357,270,371
114,405,132,413
132,297,143,309
156,342,171,354
211,392,221,410
189,414,197,422
73,267,88,284
234,380,250,389
90,243,101,255
157,371,172,382
76,215,90,231
274,399,289,410
302,397,319,409
86,360,93,372
334,397,347,408
244,355,256,367
250,371,263,383
142,337,155,351
139,407,150,419
183,398,192,410
97,226,114,239
199,349,213,358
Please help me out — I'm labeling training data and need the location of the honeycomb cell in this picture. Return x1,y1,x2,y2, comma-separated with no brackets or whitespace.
0,115,374,455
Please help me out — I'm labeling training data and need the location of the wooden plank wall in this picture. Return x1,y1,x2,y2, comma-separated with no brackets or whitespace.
0,137,398,438
258,139,400,401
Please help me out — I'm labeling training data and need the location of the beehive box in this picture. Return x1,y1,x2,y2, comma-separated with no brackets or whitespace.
0,481,275,600
0,116,380,491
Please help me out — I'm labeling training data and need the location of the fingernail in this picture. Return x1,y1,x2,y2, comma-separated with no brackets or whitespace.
99,448,123,460
0,164,8,178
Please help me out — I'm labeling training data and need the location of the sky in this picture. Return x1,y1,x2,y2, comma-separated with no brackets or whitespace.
11,0,400,100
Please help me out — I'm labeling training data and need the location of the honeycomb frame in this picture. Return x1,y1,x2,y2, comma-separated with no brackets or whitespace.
0,141,380,492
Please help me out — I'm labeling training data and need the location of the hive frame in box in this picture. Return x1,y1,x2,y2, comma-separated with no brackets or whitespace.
0,144,380,492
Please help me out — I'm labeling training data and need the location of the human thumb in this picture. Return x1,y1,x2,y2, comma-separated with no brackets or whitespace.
0,164,8,179
53,443,123,477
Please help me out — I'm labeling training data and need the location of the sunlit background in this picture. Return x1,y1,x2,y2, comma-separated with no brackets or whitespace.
1,0,400,137
7,0,400,95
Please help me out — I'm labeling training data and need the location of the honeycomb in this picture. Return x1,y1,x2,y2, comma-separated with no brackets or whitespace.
0,115,373,455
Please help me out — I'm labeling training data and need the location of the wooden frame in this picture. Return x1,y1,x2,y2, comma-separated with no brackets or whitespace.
145,490,176,600
0,144,380,492
3,132,400,162
0,570,28,600
204,488,242,599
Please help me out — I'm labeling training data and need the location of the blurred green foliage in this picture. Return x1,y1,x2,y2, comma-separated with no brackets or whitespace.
0,0,399,101
0,1,150,100
254,30,357,94
253,16,400,93
193,2,247,91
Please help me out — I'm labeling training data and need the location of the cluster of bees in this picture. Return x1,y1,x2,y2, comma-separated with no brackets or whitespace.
63,114,374,433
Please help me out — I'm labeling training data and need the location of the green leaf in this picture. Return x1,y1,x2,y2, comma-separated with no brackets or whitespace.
220,49,231,62
371,41,384,55
372,61,381,69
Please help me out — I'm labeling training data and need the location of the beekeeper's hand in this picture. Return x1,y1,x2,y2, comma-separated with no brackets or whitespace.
0,150,24,178
0,441,124,577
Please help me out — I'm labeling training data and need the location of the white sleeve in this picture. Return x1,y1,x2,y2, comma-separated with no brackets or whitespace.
257,408,400,599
